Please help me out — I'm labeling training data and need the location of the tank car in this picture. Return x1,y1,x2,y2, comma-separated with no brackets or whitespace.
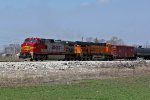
135,46,150,59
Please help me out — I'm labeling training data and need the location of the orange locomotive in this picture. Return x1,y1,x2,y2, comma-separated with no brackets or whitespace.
19,38,135,61
75,41,112,60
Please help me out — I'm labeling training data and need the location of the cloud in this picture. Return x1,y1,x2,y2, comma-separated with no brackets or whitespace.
98,0,110,4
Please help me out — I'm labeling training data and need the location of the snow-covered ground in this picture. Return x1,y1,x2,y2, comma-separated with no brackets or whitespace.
0,60,150,86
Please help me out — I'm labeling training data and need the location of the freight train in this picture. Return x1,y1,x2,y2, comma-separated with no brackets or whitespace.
19,38,150,61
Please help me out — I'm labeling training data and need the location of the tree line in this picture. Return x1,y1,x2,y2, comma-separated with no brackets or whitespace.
86,36,125,45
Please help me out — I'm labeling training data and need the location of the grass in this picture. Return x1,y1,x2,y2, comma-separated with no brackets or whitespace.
0,75,150,100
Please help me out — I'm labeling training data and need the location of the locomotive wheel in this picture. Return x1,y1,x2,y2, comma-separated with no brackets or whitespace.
30,58,33,61
34,58,38,61
40,58,43,61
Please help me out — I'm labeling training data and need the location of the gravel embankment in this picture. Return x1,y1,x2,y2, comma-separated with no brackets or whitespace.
0,60,150,86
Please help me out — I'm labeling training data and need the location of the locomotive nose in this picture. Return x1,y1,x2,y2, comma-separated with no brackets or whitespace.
22,45,30,51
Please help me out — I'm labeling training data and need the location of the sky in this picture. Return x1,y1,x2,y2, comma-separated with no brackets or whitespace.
0,0,150,47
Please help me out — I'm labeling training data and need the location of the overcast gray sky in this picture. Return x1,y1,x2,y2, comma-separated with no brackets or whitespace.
0,0,150,46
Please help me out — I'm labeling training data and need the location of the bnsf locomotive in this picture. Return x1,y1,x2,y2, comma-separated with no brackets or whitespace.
19,38,138,61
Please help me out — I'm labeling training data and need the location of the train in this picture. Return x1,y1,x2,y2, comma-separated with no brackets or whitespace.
19,38,150,61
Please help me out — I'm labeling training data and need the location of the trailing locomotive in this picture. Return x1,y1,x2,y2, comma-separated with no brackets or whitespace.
20,37,149,61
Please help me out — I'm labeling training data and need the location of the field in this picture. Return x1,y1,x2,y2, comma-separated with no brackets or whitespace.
0,75,150,100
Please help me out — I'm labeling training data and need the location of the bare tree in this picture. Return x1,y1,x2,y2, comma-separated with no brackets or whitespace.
99,39,106,43
107,36,124,45
86,37,93,42
93,37,99,43
86,36,125,45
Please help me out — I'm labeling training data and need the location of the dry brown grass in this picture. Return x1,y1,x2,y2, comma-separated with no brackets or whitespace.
0,59,149,87
0,65,150,87
0,56,21,62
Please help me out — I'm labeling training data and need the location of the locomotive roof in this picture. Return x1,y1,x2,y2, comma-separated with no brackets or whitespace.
41,39,54,42
25,38,41,40
57,41,76,45
24,38,108,46
75,41,107,46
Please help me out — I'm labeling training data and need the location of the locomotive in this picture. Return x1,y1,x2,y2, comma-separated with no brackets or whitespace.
19,38,113,61
19,38,150,61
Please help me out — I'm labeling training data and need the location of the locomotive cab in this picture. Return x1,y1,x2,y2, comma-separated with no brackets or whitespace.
19,38,43,60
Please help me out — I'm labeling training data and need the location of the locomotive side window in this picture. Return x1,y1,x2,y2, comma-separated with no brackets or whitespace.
31,40,38,43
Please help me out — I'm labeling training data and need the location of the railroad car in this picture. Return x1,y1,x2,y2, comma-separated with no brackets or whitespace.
111,45,135,59
135,46,150,59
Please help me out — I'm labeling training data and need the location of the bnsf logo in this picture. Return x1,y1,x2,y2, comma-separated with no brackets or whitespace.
52,45,61,50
